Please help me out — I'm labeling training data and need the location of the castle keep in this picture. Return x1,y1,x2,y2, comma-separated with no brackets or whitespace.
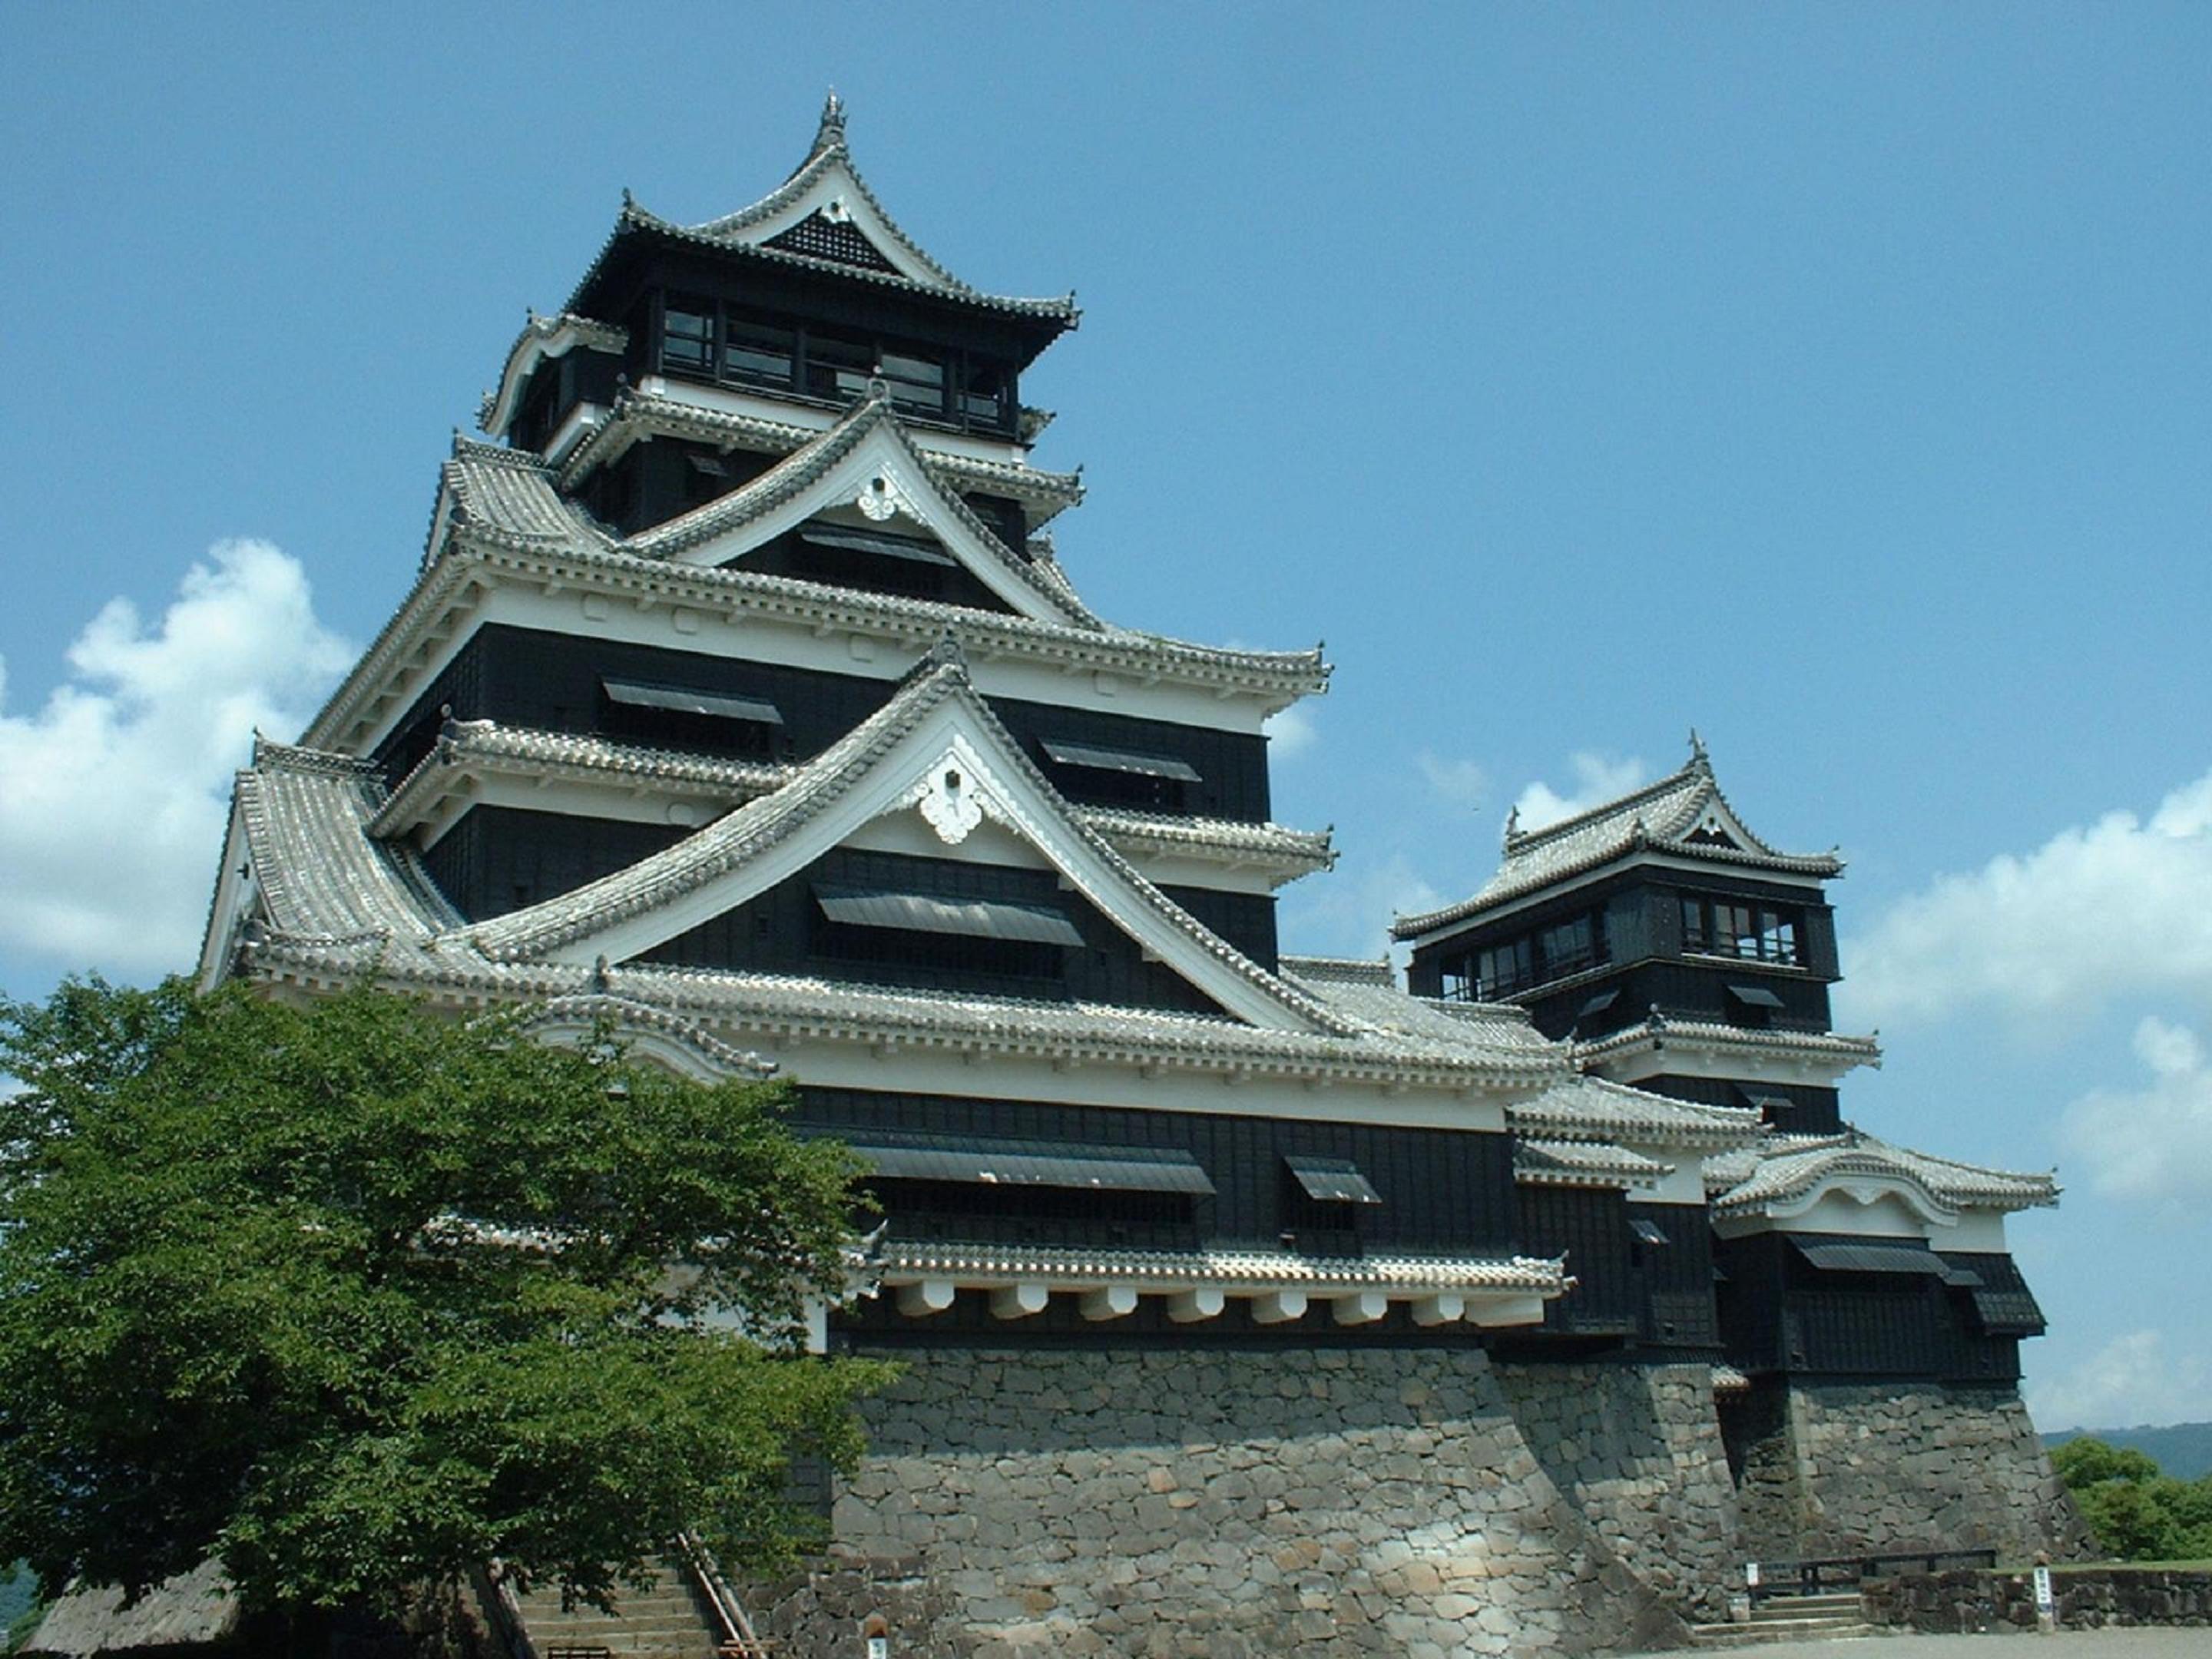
200,101,2079,1655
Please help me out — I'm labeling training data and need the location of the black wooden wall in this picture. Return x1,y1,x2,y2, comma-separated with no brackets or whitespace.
377,626,1274,824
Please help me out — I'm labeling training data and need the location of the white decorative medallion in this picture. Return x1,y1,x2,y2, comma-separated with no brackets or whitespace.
917,758,984,846
856,472,912,522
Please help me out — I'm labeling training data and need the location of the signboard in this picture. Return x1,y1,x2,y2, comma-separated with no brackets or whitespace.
2033,1565,2055,1615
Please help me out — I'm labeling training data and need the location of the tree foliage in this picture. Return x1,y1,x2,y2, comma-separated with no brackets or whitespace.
0,978,888,1614
2052,1436,2212,1562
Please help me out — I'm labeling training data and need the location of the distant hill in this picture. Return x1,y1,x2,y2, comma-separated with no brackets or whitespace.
2045,1422,2212,1481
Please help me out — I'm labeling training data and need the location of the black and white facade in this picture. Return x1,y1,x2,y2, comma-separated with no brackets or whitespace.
200,101,2079,1647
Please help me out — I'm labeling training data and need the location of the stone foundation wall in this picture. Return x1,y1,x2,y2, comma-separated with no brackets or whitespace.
1492,1359,1742,1621
776,1345,1691,1658
1864,1567,2212,1632
1729,1380,2093,1562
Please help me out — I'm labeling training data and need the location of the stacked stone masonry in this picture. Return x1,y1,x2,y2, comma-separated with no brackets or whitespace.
1727,1380,2094,1563
1490,1359,1741,1622
766,1346,1692,1657
1864,1567,2212,1633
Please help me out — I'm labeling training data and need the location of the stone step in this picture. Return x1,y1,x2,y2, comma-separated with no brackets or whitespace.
1689,1620,1883,1648
1747,1599,1864,1624
508,1560,720,1659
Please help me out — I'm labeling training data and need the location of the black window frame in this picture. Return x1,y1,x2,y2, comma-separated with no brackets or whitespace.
651,293,1015,435
1680,894,1802,966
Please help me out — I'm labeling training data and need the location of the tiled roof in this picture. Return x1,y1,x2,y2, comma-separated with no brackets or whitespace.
1280,969,1563,1056
565,99,1077,326
871,1238,1566,1296
512,992,777,1080
1573,1014,1884,1071
1705,1128,2058,1217
373,718,1336,882
1515,1137,1675,1189
309,526,1330,754
455,657,1343,1041
237,688,1565,1086
558,389,1086,524
1507,1074,1767,1151
1392,744,1845,939
440,438,585,545
478,312,628,436
234,739,462,943
620,392,1100,628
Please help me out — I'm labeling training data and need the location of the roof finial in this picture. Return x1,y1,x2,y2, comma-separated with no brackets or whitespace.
927,628,967,672
1502,804,1522,846
816,88,847,152
1688,727,1709,766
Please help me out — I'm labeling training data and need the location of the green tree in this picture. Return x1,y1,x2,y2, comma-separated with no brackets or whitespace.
2051,1436,2161,1488
0,978,886,1621
2052,1436,2212,1562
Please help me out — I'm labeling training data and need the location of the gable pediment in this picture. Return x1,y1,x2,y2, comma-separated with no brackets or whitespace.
459,661,1343,1036
630,405,1092,628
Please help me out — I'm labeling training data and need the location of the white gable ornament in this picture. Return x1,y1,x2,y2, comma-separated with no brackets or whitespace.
857,470,913,522
916,755,985,846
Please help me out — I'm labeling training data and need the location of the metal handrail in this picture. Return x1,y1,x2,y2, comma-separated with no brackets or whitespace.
675,1530,771,1657
1748,1547,1998,1602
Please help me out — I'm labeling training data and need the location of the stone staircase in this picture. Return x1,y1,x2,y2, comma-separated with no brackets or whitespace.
1687,1591,1882,1647
508,1561,726,1659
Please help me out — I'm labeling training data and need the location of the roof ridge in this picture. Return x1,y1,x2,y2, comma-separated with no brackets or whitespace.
1503,757,1706,856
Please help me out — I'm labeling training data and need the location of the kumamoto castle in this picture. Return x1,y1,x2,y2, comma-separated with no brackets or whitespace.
193,101,2087,1656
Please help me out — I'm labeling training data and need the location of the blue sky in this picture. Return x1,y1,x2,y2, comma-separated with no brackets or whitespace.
2,5,2208,1429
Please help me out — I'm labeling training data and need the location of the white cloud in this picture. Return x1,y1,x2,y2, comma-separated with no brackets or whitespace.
1512,752,1649,832
0,541,354,978
2058,1015,2212,1207
1416,751,1487,807
1843,770,2212,1030
2028,1329,2212,1430
1263,704,1318,760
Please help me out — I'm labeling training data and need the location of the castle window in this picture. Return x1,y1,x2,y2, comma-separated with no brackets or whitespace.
722,316,796,388
879,344,947,419
1476,937,1532,999
661,298,714,373
1759,911,1800,965
1538,913,1602,979
652,294,1015,433
803,327,873,402
1681,896,1802,965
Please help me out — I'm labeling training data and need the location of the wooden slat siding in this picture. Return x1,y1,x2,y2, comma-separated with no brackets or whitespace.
1630,1200,1722,1349
723,525,1018,615
1715,1231,2026,1382
1635,1075,1844,1135
639,846,1230,1015
580,243,1065,379
1516,1184,1637,1336
797,1086,1518,1257
425,807,685,923
376,624,1278,825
